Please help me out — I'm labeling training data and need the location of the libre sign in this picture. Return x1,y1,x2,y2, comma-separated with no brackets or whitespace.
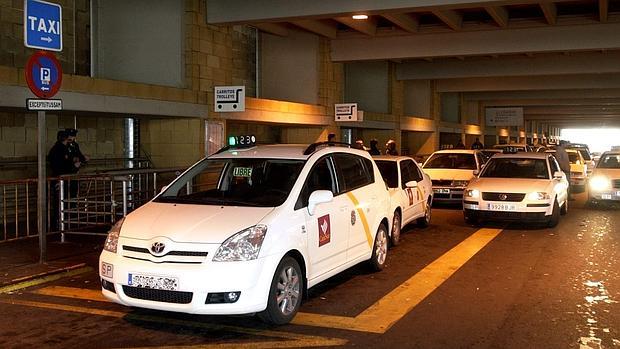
24,0,63,52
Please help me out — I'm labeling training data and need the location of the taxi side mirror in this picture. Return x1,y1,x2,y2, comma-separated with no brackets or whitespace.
405,181,418,188
473,170,480,176
553,171,564,180
308,190,334,216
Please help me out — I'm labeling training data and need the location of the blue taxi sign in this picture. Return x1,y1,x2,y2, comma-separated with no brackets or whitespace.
24,0,63,52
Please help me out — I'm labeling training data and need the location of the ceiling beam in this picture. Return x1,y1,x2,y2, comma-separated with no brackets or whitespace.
292,19,338,38
432,9,463,30
334,16,377,36
436,73,620,93
397,51,620,80
539,2,557,25
599,0,609,22
331,22,620,61
382,13,419,33
206,0,537,24
485,6,509,28
253,23,289,36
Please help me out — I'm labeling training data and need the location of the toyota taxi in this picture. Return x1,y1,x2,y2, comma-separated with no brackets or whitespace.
100,138,391,325
588,151,620,203
463,152,569,227
422,150,487,203
374,156,433,246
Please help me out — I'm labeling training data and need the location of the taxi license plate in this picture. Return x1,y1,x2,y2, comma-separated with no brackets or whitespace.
602,194,613,200
128,273,179,291
434,188,450,194
488,203,517,211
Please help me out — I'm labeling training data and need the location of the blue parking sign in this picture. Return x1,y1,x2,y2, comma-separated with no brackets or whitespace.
23,0,63,52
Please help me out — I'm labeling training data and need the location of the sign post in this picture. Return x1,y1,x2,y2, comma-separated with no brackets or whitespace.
25,0,63,263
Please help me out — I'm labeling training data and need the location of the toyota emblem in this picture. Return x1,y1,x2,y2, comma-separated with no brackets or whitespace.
151,242,165,254
499,194,508,201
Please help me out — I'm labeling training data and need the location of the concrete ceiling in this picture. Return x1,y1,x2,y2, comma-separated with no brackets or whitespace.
207,0,620,129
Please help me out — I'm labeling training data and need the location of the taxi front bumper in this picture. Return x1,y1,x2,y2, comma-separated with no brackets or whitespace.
463,199,553,222
589,189,620,202
99,250,280,315
432,187,465,202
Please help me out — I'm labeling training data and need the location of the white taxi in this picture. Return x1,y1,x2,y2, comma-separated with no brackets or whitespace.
374,156,433,246
588,151,620,203
99,139,391,325
422,150,487,203
463,152,569,227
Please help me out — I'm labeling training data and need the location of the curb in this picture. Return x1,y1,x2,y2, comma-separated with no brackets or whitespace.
0,264,93,294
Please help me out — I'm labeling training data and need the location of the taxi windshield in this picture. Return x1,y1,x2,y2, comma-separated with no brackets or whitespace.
597,154,620,169
424,153,476,170
481,158,549,179
375,161,398,188
155,158,305,207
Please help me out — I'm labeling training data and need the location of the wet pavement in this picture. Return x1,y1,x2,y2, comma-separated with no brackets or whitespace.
0,192,618,348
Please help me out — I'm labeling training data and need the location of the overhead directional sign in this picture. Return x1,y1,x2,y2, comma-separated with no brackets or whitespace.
25,51,63,98
215,86,245,112
485,107,524,127
24,0,63,52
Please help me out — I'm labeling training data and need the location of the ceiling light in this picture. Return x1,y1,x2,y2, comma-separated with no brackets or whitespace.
352,14,368,20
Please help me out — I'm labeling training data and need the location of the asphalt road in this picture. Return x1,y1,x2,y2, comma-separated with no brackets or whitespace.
0,192,618,349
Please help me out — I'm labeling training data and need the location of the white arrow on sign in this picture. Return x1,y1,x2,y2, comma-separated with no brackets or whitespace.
41,36,52,42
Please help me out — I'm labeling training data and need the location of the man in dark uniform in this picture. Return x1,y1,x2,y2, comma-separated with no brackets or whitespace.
48,130,73,230
471,138,484,149
65,128,88,172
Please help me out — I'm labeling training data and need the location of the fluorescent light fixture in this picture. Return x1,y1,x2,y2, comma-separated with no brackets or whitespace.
352,14,368,20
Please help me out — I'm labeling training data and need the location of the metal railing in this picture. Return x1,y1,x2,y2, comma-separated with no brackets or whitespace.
0,167,184,243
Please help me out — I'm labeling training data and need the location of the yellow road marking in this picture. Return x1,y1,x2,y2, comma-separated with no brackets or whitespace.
33,285,109,302
346,192,373,248
25,228,502,335
0,299,347,348
0,267,93,294
292,228,503,333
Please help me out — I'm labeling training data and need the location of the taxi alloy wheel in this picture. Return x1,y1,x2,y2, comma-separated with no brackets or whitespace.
369,224,388,271
391,211,401,247
258,256,302,325
418,199,432,227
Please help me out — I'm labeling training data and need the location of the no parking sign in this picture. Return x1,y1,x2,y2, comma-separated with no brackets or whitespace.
25,50,62,99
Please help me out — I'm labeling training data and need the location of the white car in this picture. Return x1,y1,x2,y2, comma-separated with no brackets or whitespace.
545,149,588,189
463,152,569,227
588,151,620,203
374,156,433,246
422,150,487,203
99,140,391,325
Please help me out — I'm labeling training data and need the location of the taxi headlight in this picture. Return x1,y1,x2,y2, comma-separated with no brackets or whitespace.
464,189,480,198
527,192,550,201
213,225,267,262
590,176,610,192
104,217,125,253
452,180,469,187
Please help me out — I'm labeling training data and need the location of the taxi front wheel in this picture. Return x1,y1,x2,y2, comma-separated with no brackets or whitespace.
547,200,560,228
369,224,388,271
258,256,302,325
